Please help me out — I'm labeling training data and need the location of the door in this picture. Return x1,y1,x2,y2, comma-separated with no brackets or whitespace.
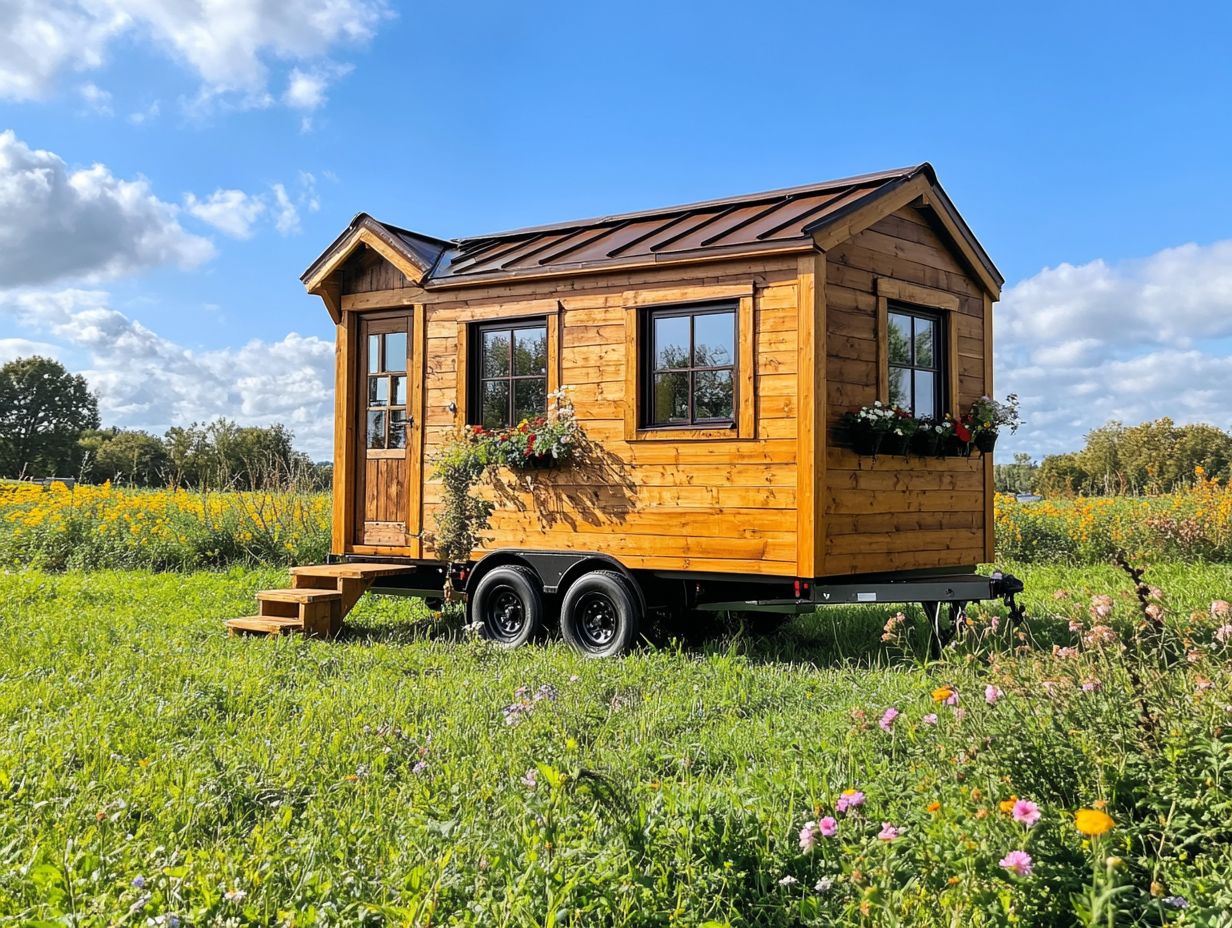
355,313,419,551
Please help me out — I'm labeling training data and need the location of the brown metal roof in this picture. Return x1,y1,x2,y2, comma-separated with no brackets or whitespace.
302,163,1003,292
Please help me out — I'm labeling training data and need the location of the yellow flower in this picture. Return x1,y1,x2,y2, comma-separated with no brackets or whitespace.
998,795,1019,814
1074,808,1115,836
931,685,955,703
926,801,941,813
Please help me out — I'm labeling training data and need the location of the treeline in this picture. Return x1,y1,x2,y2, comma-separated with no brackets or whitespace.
0,355,328,490
995,418,1232,497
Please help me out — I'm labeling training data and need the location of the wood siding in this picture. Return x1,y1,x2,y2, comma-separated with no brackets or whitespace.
821,207,990,575
339,254,804,577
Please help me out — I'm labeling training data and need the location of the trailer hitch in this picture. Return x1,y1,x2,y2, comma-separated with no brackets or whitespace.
992,572,1027,628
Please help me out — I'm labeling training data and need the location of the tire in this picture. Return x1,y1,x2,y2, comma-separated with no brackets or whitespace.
469,566,544,648
559,570,641,658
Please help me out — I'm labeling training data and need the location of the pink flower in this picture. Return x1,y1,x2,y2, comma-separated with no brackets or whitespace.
1082,679,1102,693
985,685,1003,705
944,690,960,707
879,708,899,732
877,822,899,842
1068,619,1085,633
999,850,1033,877
1212,600,1231,619
1011,799,1041,827
1214,624,1232,645
1145,603,1164,622
818,816,838,837
836,789,865,814
922,713,938,726
799,821,819,852
1054,645,1078,659
990,615,1001,631
1089,595,1113,620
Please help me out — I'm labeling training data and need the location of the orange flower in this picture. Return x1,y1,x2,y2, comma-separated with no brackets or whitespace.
926,801,941,813
932,685,956,703
999,795,1019,814
1074,808,1115,837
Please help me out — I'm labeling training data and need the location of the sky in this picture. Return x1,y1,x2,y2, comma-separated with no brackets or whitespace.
1,0,1230,460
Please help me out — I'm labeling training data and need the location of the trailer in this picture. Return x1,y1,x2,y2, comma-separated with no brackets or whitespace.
227,164,1018,654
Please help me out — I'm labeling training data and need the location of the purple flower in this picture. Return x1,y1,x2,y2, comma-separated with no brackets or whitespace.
799,822,818,852
1011,799,1041,828
879,708,899,732
985,685,1003,705
836,789,865,814
922,713,938,726
818,815,838,837
1163,896,1188,909
1000,850,1033,877
877,822,899,842
132,875,146,889
412,760,428,775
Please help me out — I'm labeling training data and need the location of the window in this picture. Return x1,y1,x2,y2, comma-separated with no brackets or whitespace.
886,304,944,419
471,320,548,428
642,303,737,428
366,330,408,450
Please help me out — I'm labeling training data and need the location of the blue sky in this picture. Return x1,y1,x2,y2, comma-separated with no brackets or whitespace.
2,0,1230,458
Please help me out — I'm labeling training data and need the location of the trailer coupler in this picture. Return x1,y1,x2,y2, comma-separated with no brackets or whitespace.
991,571,1027,627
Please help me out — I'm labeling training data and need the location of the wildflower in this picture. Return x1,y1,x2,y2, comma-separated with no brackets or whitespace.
520,768,538,789
1214,624,1232,645
926,801,941,813
223,888,246,903
818,815,838,837
922,713,938,726
879,707,899,732
1012,799,1041,828
132,875,146,889
1074,808,1116,836
568,674,580,682
412,760,428,775
1163,896,1188,909
1144,603,1164,622
1053,645,1078,659
877,822,899,842
1068,619,1085,633
778,875,798,886
1082,679,1102,693
533,683,558,702
881,611,907,642
836,789,865,814
799,822,819,851
989,614,1001,631
815,877,834,892
1084,625,1119,648
999,850,1033,877
1212,600,1231,619
1089,594,1113,620
932,685,958,705
998,796,1018,814
984,685,1003,705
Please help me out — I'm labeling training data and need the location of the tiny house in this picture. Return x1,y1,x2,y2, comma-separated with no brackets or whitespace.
228,164,1023,652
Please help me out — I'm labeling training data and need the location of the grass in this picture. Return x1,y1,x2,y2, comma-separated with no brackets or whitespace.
0,563,1231,926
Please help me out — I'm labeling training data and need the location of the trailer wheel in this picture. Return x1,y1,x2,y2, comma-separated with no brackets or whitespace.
470,566,544,648
560,570,641,657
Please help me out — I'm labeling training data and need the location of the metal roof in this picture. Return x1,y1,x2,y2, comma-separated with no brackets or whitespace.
303,163,1002,292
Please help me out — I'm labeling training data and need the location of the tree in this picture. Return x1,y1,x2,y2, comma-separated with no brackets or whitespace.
79,428,170,486
994,453,1038,494
0,356,100,478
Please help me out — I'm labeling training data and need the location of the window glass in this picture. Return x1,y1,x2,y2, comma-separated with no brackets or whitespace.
513,327,547,376
644,305,738,427
391,375,406,406
514,378,547,424
653,316,690,369
913,371,936,417
383,332,407,372
473,321,549,427
366,410,385,449
693,312,734,367
387,409,407,449
888,313,911,364
481,380,510,429
482,330,510,378
886,304,944,420
368,376,388,406
914,318,934,367
888,367,908,409
368,334,380,373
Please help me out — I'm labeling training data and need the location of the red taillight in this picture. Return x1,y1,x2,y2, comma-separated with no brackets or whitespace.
794,580,801,598
458,569,468,582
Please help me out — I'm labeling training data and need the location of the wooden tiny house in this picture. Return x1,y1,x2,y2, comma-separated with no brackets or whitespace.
229,164,1018,650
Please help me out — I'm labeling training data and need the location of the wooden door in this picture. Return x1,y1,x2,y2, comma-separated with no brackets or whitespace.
355,314,418,550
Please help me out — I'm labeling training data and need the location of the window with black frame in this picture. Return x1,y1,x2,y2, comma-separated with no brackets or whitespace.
471,320,548,428
643,303,736,428
887,304,944,419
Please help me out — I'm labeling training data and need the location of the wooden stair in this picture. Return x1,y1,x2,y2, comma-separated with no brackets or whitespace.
225,562,412,639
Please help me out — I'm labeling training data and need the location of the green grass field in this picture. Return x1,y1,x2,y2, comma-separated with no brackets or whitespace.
1,563,1231,926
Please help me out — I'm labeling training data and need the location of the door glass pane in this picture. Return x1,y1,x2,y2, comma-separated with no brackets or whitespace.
888,367,908,409
366,410,386,449
653,315,690,369
391,375,406,406
514,378,547,424
652,371,689,423
482,330,511,377
383,332,407,372
368,334,380,373
913,370,936,418
368,375,389,406
513,326,547,376
888,313,911,364
387,409,407,449
693,311,734,367
694,369,734,420
914,318,935,367
481,380,510,428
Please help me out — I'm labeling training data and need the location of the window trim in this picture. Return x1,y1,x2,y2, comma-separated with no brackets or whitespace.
875,278,960,419
623,284,755,441
458,313,559,428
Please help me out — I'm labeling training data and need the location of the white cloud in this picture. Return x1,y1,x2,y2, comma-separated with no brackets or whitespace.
0,130,215,286
0,0,390,111
0,287,334,457
184,188,268,239
78,81,113,115
996,240,1232,459
271,183,299,235
128,99,160,124
0,337,62,364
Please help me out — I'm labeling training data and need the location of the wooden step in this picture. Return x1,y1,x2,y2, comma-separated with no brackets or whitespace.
225,615,304,636
289,562,410,580
256,588,342,604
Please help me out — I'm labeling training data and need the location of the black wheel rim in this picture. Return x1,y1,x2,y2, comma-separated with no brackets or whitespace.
575,591,618,649
484,585,526,641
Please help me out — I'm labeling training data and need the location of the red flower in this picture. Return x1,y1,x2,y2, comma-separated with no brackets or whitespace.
955,421,972,442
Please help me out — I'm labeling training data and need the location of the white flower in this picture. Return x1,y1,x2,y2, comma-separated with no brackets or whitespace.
815,877,834,892
778,875,798,886
223,888,246,903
